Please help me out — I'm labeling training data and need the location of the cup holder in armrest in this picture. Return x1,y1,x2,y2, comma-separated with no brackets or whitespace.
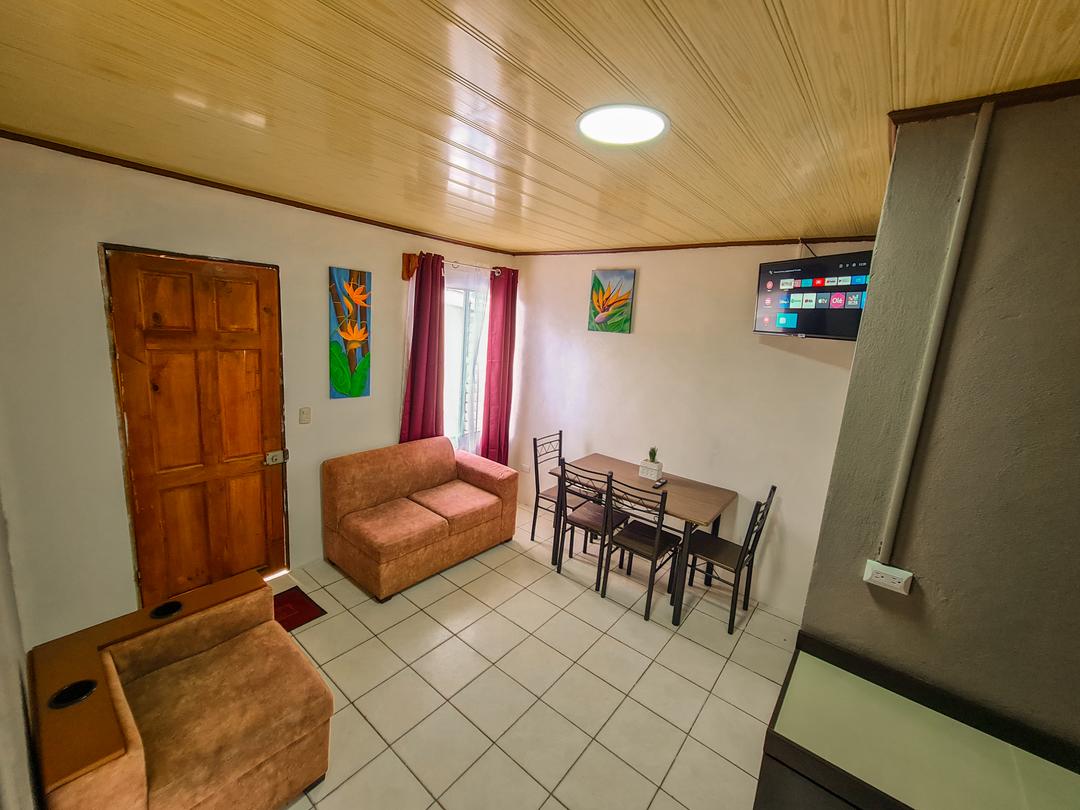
48,679,97,710
149,600,183,620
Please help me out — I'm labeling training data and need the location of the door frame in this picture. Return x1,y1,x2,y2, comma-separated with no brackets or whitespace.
98,243,290,604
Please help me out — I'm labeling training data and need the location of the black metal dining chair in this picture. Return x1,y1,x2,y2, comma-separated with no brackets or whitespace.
531,430,583,542
553,461,627,578
686,485,777,633
600,478,680,621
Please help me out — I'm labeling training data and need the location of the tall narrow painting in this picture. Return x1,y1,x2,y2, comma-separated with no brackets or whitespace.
328,266,371,398
589,268,636,333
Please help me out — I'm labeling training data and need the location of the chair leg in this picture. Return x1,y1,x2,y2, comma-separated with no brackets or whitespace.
626,552,634,576
594,534,606,591
568,527,575,558
704,561,714,586
618,548,625,569
743,562,753,610
644,561,657,621
728,568,741,635
600,543,615,597
530,501,540,542
688,555,697,587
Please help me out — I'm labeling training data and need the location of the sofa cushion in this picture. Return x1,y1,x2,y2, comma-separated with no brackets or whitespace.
122,621,332,810
340,497,450,563
409,479,502,534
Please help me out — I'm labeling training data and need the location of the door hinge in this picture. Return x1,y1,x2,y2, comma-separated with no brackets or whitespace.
264,449,289,466
134,568,141,583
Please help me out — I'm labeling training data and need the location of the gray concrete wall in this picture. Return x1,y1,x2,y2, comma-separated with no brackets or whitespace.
803,95,1080,746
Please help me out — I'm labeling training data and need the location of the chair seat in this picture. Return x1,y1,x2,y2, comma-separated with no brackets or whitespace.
565,501,627,533
123,621,332,810
688,528,742,571
611,519,680,559
538,484,585,509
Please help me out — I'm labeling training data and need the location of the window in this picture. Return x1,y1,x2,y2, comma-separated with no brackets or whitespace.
443,267,489,453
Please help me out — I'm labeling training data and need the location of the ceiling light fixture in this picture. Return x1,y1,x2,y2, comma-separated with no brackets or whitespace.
577,104,668,145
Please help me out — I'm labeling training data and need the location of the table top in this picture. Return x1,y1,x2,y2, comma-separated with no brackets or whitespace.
774,652,1080,809
557,453,738,526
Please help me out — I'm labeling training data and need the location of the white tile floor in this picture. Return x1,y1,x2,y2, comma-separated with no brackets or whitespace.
277,505,798,810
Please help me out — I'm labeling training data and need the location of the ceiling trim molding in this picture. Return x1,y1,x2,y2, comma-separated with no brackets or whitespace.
0,128,511,255
888,78,1080,126
2,127,874,256
512,235,875,257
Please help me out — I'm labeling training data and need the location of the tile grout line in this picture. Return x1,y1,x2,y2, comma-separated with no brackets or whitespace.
296,533,785,807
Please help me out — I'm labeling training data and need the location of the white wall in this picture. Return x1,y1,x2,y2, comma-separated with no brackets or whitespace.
510,243,871,622
0,139,510,647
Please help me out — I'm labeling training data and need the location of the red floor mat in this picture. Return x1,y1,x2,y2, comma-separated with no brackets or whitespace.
273,586,327,632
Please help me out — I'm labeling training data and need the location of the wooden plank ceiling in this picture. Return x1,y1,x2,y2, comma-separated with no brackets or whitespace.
1,1,1079,253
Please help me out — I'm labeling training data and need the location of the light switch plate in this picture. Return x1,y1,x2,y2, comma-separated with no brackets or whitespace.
863,559,914,595
299,406,312,424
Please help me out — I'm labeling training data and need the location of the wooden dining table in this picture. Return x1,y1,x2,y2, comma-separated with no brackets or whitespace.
551,453,738,625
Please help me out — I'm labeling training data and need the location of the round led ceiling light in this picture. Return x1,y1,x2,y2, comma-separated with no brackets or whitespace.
577,104,669,145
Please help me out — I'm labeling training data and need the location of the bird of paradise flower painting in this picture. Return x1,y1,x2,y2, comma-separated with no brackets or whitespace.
329,266,371,398
589,268,636,333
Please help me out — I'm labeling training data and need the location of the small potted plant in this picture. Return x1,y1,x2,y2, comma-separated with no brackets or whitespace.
639,447,663,481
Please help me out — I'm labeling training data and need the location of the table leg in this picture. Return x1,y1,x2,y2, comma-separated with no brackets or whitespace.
672,521,694,626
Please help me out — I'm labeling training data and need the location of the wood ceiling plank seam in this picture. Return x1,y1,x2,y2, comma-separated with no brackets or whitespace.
0,42,581,249
110,0,671,244
146,0,684,246
324,0,730,240
250,0,707,243
524,0,778,234
990,0,1038,89
642,0,813,234
417,0,578,107
887,0,904,111
762,0,864,231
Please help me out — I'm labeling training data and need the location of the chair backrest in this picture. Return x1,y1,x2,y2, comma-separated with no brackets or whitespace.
609,477,669,557
557,459,610,511
739,485,777,568
533,430,563,495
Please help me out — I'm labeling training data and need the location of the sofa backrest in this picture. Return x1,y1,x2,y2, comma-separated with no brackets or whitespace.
321,437,457,524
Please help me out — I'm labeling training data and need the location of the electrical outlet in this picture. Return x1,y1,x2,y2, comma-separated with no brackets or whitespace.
863,560,914,595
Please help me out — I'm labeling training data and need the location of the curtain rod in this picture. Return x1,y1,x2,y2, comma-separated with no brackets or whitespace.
445,259,501,276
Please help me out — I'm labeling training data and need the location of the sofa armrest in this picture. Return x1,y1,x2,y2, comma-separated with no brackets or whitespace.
455,450,518,504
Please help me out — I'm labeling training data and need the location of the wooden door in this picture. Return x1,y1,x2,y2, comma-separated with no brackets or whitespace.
106,249,286,605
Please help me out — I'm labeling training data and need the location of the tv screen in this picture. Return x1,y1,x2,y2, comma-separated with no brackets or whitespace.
754,250,872,341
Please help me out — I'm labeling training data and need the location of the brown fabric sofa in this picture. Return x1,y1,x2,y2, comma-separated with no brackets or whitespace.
32,573,332,810
322,437,519,599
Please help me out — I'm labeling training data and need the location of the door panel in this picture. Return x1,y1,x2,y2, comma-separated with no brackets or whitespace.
108,249,286,605
217,350,263,461
139,271,195,331
159,483,212,594
224,472,268,574
214,278,259,332
147,351,204,471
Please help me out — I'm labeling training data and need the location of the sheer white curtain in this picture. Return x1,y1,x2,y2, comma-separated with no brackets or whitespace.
443,266,489,454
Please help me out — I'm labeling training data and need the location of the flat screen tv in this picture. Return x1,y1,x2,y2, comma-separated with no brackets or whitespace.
754,250,873,341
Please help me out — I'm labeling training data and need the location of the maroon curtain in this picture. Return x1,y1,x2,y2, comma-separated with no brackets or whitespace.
400,252,445,442
479,267,518,464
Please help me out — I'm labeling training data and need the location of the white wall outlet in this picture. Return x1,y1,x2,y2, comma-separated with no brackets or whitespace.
863,559,914,595
298,406,312,425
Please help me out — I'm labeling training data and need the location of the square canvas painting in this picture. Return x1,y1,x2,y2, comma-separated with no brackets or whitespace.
589,268,636,333
328,266,371,398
